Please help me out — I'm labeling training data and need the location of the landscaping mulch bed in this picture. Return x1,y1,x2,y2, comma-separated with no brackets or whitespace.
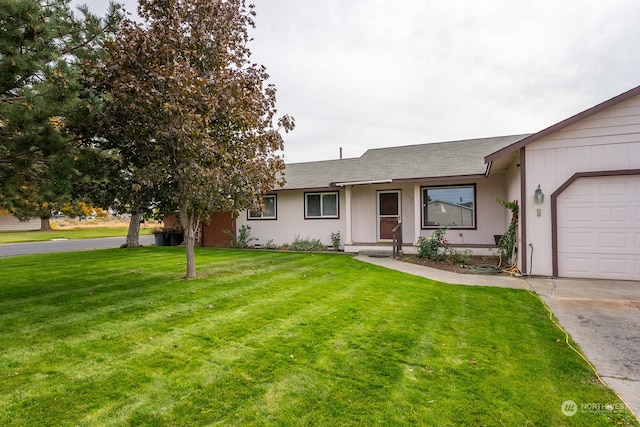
401,255,511,276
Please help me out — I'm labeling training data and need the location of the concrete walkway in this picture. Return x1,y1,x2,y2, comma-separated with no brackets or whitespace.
354,255,640,420
354,254,527,289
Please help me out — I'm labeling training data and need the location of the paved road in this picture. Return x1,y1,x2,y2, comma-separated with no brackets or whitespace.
0,235,155,257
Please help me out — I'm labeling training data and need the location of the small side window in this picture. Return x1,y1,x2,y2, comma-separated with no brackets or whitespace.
248,194,277,220
305,192,339,219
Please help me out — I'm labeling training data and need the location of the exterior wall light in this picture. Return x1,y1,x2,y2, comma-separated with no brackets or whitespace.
534,185,544,204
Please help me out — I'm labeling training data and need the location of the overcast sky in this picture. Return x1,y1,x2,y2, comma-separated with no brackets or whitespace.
73,0,640,163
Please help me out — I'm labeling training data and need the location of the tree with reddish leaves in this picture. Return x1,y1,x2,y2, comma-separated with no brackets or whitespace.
102,0,293,278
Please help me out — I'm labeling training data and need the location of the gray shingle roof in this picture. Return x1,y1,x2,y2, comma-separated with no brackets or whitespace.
279,134,530,190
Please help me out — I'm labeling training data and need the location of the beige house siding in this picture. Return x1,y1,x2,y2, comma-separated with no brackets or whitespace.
236,191,346,248
349,184,376,243
0,215,40,231
501,154,523,269
349,182,416,244
524,94,640,276
238,175,510,254
456,176,509,248
349,178,508,248
233,134,525,253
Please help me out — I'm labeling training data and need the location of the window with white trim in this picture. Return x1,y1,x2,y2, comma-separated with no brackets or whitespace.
422,185,475,228
248,194,277,219
305,192,339,219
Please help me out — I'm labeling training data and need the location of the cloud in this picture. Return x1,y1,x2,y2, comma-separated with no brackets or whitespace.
73,0,640,163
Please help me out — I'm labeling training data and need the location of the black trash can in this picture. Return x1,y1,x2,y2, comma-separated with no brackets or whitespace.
153,232,166,246
169,232,184,246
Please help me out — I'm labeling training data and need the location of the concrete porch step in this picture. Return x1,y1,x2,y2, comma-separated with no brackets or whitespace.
358,249,401,258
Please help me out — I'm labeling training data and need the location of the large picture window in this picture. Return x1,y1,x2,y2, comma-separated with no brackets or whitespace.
422,185,475,228
305,192,339,219
248,194,277,219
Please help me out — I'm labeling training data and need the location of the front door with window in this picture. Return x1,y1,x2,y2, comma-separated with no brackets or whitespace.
377,191,401,240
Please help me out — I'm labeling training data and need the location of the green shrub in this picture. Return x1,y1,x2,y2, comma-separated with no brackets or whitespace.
224,225,256,249
262,239,277,250
417,227,448,261
284,235,326,252
330,231,341,251
447,248,472,265
495,198,519,267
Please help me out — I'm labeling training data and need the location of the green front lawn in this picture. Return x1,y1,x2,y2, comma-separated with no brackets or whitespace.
0,227,151,243
0,249,636,426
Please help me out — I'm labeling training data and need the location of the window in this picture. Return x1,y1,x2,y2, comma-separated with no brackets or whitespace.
422,185,475,228
248,194,277,219
305,192,339,219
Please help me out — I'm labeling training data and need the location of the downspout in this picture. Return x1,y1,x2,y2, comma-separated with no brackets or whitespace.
520,147,528,275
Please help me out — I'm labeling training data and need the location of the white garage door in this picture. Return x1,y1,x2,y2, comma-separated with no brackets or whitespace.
557,175,640,280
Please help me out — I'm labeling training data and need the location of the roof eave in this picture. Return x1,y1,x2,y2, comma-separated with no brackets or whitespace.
485,84,640,164
277,174,490,192
333,179,392,187
392,173,488,184
275,185,341,193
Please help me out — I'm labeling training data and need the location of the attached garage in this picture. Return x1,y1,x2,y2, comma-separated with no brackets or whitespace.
554,172,640,280
486,84,640,279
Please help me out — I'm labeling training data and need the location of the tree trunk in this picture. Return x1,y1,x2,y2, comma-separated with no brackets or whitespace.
40,217,51,231
125,211,143,248
180,206,199,279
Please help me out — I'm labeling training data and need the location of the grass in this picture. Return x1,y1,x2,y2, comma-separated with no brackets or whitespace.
0,218,154,243
0,248,636,426
0,227,152,243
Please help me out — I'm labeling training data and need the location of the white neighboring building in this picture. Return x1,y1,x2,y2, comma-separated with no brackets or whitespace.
0,214,40,231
